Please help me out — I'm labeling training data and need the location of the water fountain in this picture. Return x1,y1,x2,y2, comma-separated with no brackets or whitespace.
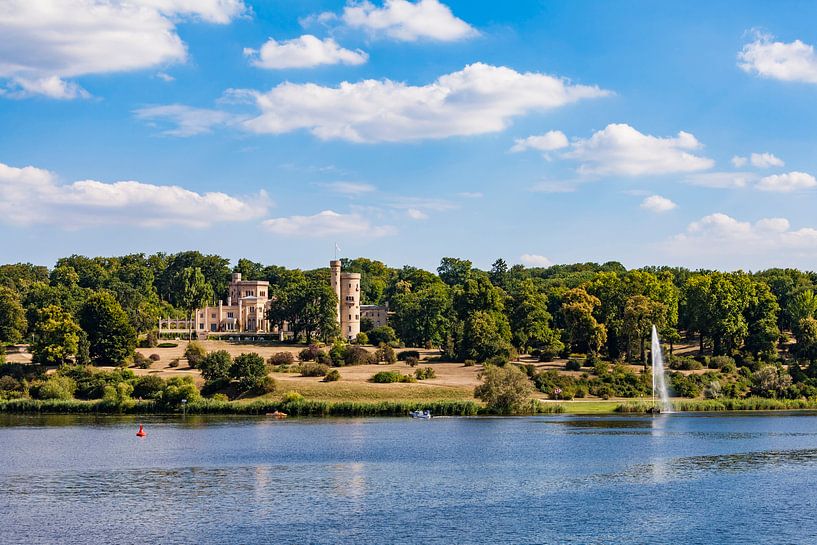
651,325,673,413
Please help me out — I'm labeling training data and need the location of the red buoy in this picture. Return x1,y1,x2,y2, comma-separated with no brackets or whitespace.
136,424,146,437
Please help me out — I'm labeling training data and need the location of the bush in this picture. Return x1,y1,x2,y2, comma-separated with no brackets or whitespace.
375,344,397,364
157,342,178,348
398,350,421,361
415,367,436,380
133,352,152,369
592,360,609,376
344,345,371,366
132,375,165,400
355,332,369,345
463,359,476,367
298,345,323,362
485,355,508,367
474,365,533,414
368,326,397,347
0,375,22,398
230,352,269,392
160,376,200,407
199,350,232,382
168,358,180,368
259,375,277,394
405,356,419,367
323,369,341,382
184,341,207,368
565,359,582,372
268,352,295,366
149,353,161,362
282,391,304,403
211,393,229,402
35,376,77,400
371,371,416,383
300,362,329,377
145,331,158,348
669,356,703,371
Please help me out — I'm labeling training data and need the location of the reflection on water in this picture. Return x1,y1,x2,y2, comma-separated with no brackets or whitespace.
3,414,817,544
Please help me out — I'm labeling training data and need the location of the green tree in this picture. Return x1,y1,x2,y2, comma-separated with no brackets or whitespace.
561,288,607,356
268,276,339,342
0,287,27,343
390,280,451,348
178,267,214,340
437,257,472,287
507,278,559,353
230,352,269,391
474,364,533,414
30,306,81,366
79,292,137,365
367,325,397,346
199,350,233,382
794,317,817,362
622,295,666,363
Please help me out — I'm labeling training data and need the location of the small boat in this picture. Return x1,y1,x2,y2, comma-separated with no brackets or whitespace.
410,410,432,419
266,411,288,419
136,424,146,437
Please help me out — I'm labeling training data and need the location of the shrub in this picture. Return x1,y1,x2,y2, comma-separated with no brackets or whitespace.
415,367,436,380
355,332,369,345
703,380,722,399
323,369,341,382
375,344,397,364
565,359,582,372
398,350,421,361
485,355,508,367
474,365,532,414
668,356,703,371
282,391,304,403
199,350,232,382
298,345,323,362
371,371,416,383
160,376,200,407
35,376,77,400
184,341,207,368
145,331,158,348
212,393,229,402
259,375,277,394
0,375,22,398
300,362,329,377
132,375,165,400
367,326,397,347
592,360,609,376
230,352,269,392
149,353,161,362
133,352,152,369
168,358,180,368
344,345,371,366
158,342,178,348
268,352,295,366
463,359,476,367
405,356,419,367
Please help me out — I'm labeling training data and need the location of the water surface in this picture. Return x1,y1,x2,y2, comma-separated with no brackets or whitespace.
1,413,816,544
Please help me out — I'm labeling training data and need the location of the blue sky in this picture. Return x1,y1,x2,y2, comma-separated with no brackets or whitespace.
2,0,817,271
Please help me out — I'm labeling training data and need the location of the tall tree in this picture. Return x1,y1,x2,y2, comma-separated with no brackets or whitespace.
561,288,607,356
437,257,472,287
30,306,81,366
0,287,27,343
178,267,214,340
79,292,137,365
507,279,559,353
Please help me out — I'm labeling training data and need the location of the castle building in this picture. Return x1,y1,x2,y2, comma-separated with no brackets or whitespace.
330,260,361,341
361,304,390,329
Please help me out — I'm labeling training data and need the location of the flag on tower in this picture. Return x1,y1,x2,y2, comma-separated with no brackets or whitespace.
334,243,341,259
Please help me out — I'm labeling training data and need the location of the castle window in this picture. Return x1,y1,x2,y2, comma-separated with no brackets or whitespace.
356,315,359,320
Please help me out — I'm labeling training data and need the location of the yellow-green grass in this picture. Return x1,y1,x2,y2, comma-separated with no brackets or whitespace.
557,401,622,414
262,381,475,403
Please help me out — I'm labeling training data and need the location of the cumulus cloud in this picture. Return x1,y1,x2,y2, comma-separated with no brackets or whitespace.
510,130,569,153
667,213,817,267
732,152,784,168
757,171,817,192
322,0,477,42
0,0,246,98
319,181,377,195
738,33,817,84
520,254,553,267
0,161,268,228
234,63,609,142
244,35,368,69
262,210,395,237
406,208,428,220
565,124,714,176
640,195,677,213
134,104,240,136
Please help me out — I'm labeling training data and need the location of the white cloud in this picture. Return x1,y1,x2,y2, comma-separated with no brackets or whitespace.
330,0,477,42
529,180,578,193
666,213,817,267
457,191,483,198
750,152,784,168
520,254,552,267
731,155,748,168
320,181,377,195
0,0,246,98
757,171,817,192
0,161,267,228
244,35,368,69
640,195,677,213
156,72,175,82
386,196,456,212
134,104,240,136
565,124,714,176
738,33,817,84
685,171,757,188
510,130,569,153
406,208,428,220
235,63,609,142
262,210,395,237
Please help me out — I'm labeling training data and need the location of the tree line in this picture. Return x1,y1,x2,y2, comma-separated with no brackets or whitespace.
2,252,817,368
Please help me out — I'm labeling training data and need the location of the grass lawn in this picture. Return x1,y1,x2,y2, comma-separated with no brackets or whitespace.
557,401,622,414
268,380,475,403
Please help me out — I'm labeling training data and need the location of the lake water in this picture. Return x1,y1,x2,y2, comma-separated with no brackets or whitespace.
2,413,817,544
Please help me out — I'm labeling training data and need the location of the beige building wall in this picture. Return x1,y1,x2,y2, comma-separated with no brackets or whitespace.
331,260,361,340
361,305,389,329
